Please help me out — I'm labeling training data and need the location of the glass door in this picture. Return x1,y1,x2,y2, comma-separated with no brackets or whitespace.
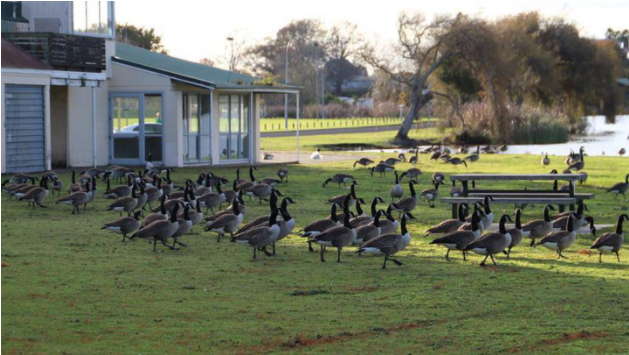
110,93,163,165
219,94,250,161
111,95,142,164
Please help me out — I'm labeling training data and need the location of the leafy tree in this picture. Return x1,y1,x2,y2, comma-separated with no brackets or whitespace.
116,24,168,54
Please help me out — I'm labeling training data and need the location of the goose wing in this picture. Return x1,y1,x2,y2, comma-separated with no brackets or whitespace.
303,218,338,233
431,230,475,247
590,233,621,249
427,219,462,234
133,220,169,239
205,214,238,230
360,233,400,250
538,231,570,244
313,226,350,242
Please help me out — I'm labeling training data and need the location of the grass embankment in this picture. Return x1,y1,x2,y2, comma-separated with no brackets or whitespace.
260,117,436,132
261,127,449,152
2,154,629,353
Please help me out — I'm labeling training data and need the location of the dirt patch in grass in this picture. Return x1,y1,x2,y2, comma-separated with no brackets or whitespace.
288,289,330,296
506,330,610,352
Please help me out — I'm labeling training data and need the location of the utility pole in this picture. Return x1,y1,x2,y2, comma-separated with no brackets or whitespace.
284,39,291,131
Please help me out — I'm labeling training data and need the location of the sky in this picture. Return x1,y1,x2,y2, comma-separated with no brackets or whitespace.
115,0,629,66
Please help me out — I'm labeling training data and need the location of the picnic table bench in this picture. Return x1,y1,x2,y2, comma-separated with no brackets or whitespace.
442,174,595,218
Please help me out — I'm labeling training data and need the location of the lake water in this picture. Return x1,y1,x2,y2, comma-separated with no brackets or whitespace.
359,115,629,157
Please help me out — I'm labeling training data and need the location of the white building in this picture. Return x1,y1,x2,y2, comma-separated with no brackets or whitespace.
1,1,300,173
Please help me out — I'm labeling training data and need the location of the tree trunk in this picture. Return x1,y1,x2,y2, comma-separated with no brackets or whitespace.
395,91,433,141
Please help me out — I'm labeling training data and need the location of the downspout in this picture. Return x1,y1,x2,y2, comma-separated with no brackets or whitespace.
92,85,97,167
296,92,300,163
250,91,254,165
209,88,213,166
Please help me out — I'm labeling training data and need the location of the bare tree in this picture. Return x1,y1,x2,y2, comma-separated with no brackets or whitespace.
199,57,216,66
326,22,361,60
223,31,248,72
360,12,473,142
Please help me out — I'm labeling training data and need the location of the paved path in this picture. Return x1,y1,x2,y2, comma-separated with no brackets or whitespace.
261,121,437,138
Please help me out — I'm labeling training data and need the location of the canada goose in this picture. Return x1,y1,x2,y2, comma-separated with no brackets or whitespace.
577,171,588,186
171,204,193,247
464,146,480,163
235,192,284,234
106,184,139,216
399,168,422,181
2,175,35,194
300,203,342,252
18,175,50,208
169,180,193,200
82,177,97,209
260,177,281,186
504,209,524,258
332,195,357,222
144,177,163,210
50,177,63,196
351,196,385,228
234,168,248,186
353,158,375,169
390,172,404,202
450,181,463,197
204,199,244,242
313,213,357,263
322,174,354,188
222,179,239,208
371,162,395,177
390,180,417,213
5,173,35,185
161,169,174,197
439,154,451,162
178,198,204,227
310,148,322,160
277,168,289,182
101,211,142,242
236,166,258,193
131,202,182,252
245,183,278,205
83,168,105,179
446,157,468,167
398,153,407,162
551,200,587,220
107,166,134,183
465,196,495,229
197,182,226,213
358,213,416,269
142,194,169,227
135,184,148,211
590,214,628,263
377,204,400,235
536,214,577,259
521,205,556,247
145,153,170,176
424,204,467,237
12,178,41,199
192,174,212,196
327,181,358,206
607,174,629,201
620,148,626,156
432,172,445,184
480,145,494,154
232,209,281,260
272,204,297,254
465,214,513,266
567,147,585,171
421,181,442,208
409,149,419,165
205,191,247,223
541,153,550,166
431,211,481,261
458,145,469,154
498,144,508,152
384,157,401,166
104,175,133,199
553,213,596,236
430,150,442,160
354,210,384,248
56,180,91,214
460,206,486,235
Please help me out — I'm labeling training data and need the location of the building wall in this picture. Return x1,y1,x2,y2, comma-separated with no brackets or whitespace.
22,1,72,33
66,83,109,167
1,71,51,173
50,85,68,167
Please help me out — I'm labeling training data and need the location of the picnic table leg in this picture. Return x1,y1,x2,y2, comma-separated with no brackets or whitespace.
462,181,469,197
452,203,458,219
569,181,576,211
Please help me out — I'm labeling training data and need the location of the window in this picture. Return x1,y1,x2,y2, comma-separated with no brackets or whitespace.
183,93,211,163
73,1,114,37
219,94,250,161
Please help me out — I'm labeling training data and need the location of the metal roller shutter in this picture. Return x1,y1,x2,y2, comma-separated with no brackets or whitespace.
5,85,45,173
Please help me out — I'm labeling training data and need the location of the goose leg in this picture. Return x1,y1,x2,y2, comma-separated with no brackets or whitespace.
261,247,272,257
462,250,467,261
162,240,178,250
391,258,404,266
153,240,157,252
272,243,276,256
616,252,620,262
307,240,314,252
490,254,496,265
599,253,602,263
320,245,325,262
558,251,568,259
252,248,257,260
337,247,342,263
382,256,388,269
530,239,536,247
480,255,489,266
122,234,127,242
445,249,450,261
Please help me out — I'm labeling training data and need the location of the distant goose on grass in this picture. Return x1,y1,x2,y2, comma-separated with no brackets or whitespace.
620,148,626,156
590,214,628,263
235,192,285,234
431,211,481,261
394,180,419,213
458,145,469,154
277,168,289,182
377,204,400,235
106,184,139,216
104,175,133,199
432,172,445,185
424,204,467,237
464,146,480,163
18,176,49,209
272,206,297,255
313,213,357,263
178,198,204,227
50,177,63,196
450,181,463,197
260,176,281,187
400,168,422,181
504,209,524,258
142,194,169,227
567,147,585,171
222,180,239,208
446,157,468,167
55,180,91,214
354,210,384,248
421,181,443,208
204,191,247,223
327,181,358,207
232,209,281,260
430,150,442,160
300,203,342,252
350,196,385,228
144,177,163,210
466,196,495,230
521,205,555,247
358,212,416,269
371,162,395,177
578,171,588,186
384,157,401,166
541,153,550,166
131,202,182,252
323,174,355,188
310,148,322,160
171,204,193,247
353,158,375,169
607,174,629,201
245,182,279,205
390,171,404,202
465,214,513,266
204,199,244,242
236,166,258,192
101,211,142,242
536,214,577,259
409,149,419,165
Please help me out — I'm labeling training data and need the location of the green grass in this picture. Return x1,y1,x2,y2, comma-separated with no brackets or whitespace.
260,117,436,132
2,155,629,354
261,127,449,152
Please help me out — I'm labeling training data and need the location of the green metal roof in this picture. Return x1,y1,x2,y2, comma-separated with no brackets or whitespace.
113,42,300,91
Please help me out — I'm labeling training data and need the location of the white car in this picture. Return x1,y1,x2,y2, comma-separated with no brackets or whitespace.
115,123,162,134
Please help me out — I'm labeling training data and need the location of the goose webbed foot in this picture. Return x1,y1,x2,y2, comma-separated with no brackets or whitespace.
529,239,535,247
391,259,404,266
307,241,314,252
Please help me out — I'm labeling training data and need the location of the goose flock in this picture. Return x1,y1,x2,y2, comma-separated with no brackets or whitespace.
2,146,628,269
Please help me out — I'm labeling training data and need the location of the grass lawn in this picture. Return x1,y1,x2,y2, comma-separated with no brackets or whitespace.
260,117,436,132
261,127,449,152
2,154,629,354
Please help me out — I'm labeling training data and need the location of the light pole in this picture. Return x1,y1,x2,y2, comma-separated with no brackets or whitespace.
313,42,319,119
321,61,326,119
284,39,291,132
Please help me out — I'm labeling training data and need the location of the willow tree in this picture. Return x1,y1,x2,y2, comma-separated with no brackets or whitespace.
360,12,475,142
